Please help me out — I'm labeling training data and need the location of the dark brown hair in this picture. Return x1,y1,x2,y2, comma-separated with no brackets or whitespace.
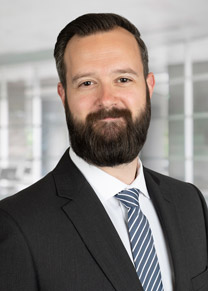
54,13,149,89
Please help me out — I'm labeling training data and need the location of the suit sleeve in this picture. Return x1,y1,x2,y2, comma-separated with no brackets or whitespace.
0,209,38,291
192,184,208,262
193,185,208,230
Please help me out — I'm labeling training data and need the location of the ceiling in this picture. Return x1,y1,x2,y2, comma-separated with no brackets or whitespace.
1,0,208,54
0,0,208,73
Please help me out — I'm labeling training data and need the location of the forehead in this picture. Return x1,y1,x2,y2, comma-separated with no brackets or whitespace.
64,27,142,65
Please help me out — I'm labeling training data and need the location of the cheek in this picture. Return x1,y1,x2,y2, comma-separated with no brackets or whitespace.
67,91,95,121
123,88,145,107
123,88,146,118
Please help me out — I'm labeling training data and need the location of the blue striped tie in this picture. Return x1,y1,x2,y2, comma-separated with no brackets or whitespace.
116,188,164,291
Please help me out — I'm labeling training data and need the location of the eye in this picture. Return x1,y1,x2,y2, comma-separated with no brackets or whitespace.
118,77,131,83
79,80,94,87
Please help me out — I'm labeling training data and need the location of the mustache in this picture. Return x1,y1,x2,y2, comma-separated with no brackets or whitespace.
86,107,132,123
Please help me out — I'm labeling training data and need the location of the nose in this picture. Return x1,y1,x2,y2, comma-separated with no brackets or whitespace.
97,83,117,108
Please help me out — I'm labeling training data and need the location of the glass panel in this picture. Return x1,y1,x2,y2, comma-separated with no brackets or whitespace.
194,118,208,157
193,80,208,113
42,98,68,174
42,125,68,174
143,119,168,159
168,64,184,79
8,126,33,159
193,61,208,75
151,83,169,118
142,158,169,176
8,81,32,125
42,98,65,124
42,124,68,157
0,86,2,156
40,77,59,88
194,160,208,192
169,83,184,115
169,119,184,158
169,159,185,181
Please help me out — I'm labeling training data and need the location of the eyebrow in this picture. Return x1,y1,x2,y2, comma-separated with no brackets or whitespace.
71,68,139,84
112,68,139,76
72,73,95,84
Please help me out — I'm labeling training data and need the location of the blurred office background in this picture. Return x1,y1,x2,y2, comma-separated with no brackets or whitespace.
0,0,208,201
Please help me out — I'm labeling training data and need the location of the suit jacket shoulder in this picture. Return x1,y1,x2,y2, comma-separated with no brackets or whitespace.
0,150,142,291
144,166,208,214
143,166,208,290
0,151,208,291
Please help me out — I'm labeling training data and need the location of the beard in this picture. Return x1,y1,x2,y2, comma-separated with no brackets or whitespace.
64,86,151,167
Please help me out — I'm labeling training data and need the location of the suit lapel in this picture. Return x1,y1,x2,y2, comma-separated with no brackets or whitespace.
144,168,190,291
53,150,142,291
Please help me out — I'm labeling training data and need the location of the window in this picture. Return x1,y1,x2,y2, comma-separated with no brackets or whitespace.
0,63,68,199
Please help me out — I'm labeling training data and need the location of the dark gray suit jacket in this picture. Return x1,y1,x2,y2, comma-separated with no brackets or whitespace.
0,149,208,290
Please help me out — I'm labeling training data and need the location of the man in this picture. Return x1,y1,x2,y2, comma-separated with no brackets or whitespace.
0,13,207,291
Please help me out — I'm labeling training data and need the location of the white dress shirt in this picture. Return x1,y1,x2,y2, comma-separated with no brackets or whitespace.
69,148,173,290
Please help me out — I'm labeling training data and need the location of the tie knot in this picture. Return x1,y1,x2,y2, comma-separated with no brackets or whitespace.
116,188,140,209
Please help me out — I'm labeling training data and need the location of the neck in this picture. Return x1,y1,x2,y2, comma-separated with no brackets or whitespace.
98,157,139,184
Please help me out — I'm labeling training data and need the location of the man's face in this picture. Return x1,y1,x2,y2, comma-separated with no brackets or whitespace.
58,27,155,166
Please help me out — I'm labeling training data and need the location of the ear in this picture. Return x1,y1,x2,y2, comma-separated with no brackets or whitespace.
57,82,66,107
146,73,155,99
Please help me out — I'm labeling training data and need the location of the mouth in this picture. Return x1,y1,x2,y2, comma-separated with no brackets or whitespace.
86,107,131,127
100,117,123,122
92,117,126,129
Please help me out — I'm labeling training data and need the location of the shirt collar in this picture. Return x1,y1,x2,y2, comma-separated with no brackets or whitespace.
69,148,150,201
